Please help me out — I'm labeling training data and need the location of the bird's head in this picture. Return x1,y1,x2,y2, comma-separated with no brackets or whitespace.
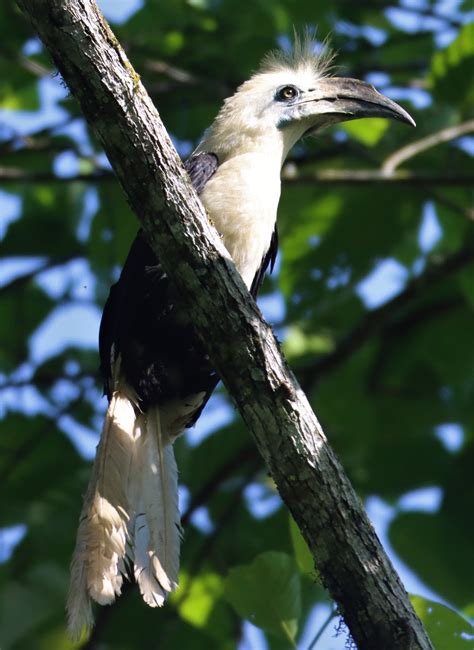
197,38,415,164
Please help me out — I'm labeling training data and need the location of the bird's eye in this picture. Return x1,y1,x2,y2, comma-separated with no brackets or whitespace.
276,85,299,102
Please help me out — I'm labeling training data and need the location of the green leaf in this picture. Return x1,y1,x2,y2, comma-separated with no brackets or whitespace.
0,563,70,648
0,284,56,372
340,118,389,146
390,510,474,609
224,551,301,643
283,325,335,363
0,79,39,111
0,414,83,526
430,22,474,107
411,596,474,650
175,572,221,628
206,493,292,569
457,262,474,311
289,516,314,575
177,417,249,495
2,184,83,258
173,571,234,642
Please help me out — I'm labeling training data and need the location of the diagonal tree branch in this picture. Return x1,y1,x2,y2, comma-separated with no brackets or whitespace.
382,120,474,173
0,254,79,293
298,243,474,390
16,1,434,648
2,164,473,186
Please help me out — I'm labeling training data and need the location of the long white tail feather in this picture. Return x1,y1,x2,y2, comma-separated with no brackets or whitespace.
67,388,196,639
133,407,180,607
67,391,136,637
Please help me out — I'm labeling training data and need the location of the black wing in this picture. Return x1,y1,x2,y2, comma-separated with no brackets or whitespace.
99,232,166,399
250,227,278,298
99,153,220,404
184,152,219,192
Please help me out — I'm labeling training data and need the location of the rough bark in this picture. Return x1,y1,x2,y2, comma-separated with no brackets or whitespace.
16,2,434,648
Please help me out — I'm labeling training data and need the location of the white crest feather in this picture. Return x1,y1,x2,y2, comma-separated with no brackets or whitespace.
258,30,335,79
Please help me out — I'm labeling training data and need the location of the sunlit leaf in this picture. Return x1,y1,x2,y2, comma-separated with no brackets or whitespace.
340,118,389,146
411,596,474,650
289,516,314,575
173,570,234,642
224,551,301,643
0,80,39,110
430,22,474,107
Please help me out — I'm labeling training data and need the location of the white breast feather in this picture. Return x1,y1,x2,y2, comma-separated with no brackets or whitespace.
199,153,281,288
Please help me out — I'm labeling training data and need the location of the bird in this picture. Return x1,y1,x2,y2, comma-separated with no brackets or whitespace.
67,37,415,636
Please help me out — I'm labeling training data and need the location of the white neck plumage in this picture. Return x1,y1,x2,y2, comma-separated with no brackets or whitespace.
196,123,303,288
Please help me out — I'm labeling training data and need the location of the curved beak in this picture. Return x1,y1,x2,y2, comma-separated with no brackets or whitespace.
300,77,416,128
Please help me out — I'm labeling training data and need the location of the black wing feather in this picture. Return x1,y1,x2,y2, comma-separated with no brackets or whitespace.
250,228,278,298
99,153,219,405
184,152,219,193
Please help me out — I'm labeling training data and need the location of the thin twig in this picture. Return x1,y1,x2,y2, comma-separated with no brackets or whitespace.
366,296,463,394
0,166,109,183
0,370,94,391
307,606,338,650
2,165,473,187
0,47,52,78
284,168,474,186
181,442,258,526
0,255,79,293
0,392,86,486
382,120,474,174
430,191,474,222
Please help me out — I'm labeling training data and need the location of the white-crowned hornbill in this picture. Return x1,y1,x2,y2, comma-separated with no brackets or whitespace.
67,41,414,635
